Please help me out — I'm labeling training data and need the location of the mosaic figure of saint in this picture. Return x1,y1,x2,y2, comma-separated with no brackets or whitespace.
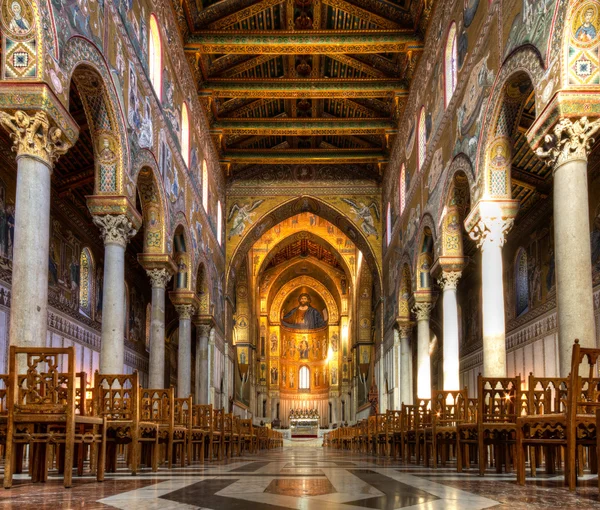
8,1,30,35
282,293,326,330
576,7,597,42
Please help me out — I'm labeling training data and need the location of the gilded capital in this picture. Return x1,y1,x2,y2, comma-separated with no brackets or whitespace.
536,117,600,169
93,214,137,248
146,268,172,289
175,304,196,320
468,216,514,250
0,110,72,166
438,271,462,291
398,323,413,339
198,324,212,338
412,302,433,322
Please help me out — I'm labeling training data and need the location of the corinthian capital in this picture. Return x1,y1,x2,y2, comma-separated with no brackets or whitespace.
0,110,71,166
398,323,413,339
146,268,172,289
93,214,137,248
438,270,462,290
412,302,433,322
536,117,600,169
174,304,196,320
469,216,514,250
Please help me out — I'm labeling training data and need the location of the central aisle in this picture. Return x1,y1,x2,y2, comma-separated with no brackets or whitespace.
4,447,600,509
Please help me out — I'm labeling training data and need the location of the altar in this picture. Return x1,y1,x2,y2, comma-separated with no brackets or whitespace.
289,408,319,438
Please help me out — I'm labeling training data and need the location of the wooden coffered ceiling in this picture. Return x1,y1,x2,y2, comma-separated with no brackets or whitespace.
179,0,431,176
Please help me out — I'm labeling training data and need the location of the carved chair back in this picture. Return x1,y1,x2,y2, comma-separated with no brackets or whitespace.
140,387,174,429
174,396,193,428
386,409,402,433
568,340,600,420
431,389,468,427
94,372,139,422
525,374,568,415
192,404,213,431
8,346,76,419
477,375,522,423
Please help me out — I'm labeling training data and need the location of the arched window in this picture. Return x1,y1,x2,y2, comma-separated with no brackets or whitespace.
418,106,426,170
515,248,529,316
181,103,190,166
445,22,458,107
145,302,151,351
399,164,406,216
299,366,309,390
149,15,162,98
386,202,392,246
217,200,223,246
79,248,94,318
202,160,208,212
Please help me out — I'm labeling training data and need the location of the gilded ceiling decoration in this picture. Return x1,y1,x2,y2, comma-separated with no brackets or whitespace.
179,0,429,175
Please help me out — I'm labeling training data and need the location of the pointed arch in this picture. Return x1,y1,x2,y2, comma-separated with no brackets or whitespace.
79,247,94,318
399,164,406,216
173,220,192,291
149,14,162,98
181,102,190,167
445,22,458,107
515,248,529,317
202,159,209,212
418,106,427,170
61,37,131,196
386,202,392,246
196,261,211,315
136,164,169,253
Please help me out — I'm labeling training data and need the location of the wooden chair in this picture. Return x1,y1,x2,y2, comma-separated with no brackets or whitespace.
457,375,522,475
256,426,269,450
516,340,600,490
211,407,224,460
415,399,432,465
386,409,403,460
190,404,212,463
4,346,105,489
174,396,193,466
95,372,159,474
402,404,418,463
423,389,467,468
516,374,567,478
140,387,187,468
239,418,256,454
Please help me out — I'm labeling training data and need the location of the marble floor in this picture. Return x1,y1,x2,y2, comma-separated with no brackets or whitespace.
2,442,600,509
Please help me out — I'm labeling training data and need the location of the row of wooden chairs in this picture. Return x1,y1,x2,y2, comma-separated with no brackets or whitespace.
0,346,282,489
325,340,600,491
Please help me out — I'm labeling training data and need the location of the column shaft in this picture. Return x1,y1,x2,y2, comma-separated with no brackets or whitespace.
149,286,166,387
100,243,126,373
553,159,595,375
197,326,210,404
481,241,506,377
178,317,192,397
439,271,462,390
416,318,431,399
400,327,412,405
9,156,51,352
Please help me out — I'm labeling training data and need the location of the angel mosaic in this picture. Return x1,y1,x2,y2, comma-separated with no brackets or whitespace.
227,199,264,240
341,198,380,239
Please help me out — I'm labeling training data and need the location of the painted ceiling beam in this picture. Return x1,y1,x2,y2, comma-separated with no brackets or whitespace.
210,118,396,135
325,54,389,78
321,0,401,29
208,0,286,29
185,30,423,54
200,79,408,99
220,149,388,164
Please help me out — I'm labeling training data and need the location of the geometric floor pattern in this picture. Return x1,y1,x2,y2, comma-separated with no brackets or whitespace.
3,443,600,509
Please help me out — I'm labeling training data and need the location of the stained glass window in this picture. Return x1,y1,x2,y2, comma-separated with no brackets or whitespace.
149,15,162,97
445,22,458,107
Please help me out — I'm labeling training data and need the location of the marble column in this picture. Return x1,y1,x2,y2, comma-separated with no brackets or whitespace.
93,215,137,373
147,269,171,388
174,304,195,398
438,271,462,390
392,328,401,409
536,117,600,376
0,111,71,359
196,324,211,404
412,303,434,399
469,216,513,377
399,324,413,405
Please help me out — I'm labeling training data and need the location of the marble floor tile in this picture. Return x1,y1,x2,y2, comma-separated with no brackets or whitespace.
2,446,600,509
